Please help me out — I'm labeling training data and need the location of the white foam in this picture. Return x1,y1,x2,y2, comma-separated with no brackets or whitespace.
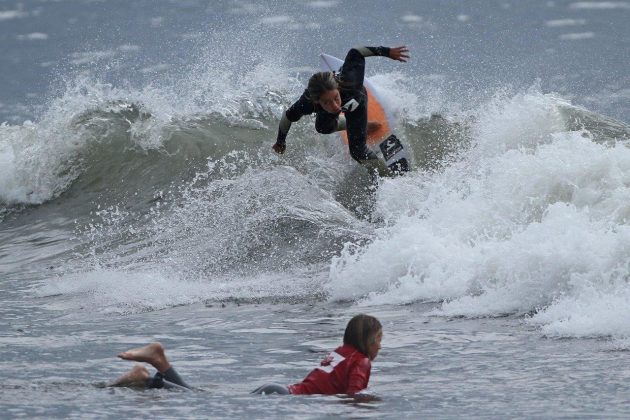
0,120,81,205
530,277,630,338
16,32,48,41
0,24,302,206
35,269,214,314
307,0,338,8
69,50,117,65
370,72,447,121
400,13,436,30
570,1,630,9
326,89,630,341
139,63,170,74
559,32,595,40
401,14,423,23
0,76,181,205
545,18,586,27
0,9,28,21
118,44,141,53
36,265,327,315
259,15,293,25
150,16,163,27
227,3,265,15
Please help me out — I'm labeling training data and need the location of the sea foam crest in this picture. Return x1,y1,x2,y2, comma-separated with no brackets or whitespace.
0,46,293,207
327,89,630,342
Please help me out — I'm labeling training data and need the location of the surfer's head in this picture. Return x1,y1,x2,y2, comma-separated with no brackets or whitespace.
308,72,341,114
343,314,383,361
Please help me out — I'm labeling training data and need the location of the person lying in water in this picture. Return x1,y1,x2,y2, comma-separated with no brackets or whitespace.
110,314,383,396
272,46,409,167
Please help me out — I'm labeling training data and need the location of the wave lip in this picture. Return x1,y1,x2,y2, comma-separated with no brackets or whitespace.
0,120,82,207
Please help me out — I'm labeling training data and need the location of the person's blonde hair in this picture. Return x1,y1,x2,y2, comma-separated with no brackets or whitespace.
307,71,338,104
343,314,382,356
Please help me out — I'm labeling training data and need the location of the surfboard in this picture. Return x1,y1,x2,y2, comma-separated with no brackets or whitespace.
319,53,411,174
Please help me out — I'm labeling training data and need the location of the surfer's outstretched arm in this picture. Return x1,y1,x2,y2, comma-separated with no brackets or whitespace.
273,90,315,154
341,46,409,92
112,342,191,389
353,46,409,62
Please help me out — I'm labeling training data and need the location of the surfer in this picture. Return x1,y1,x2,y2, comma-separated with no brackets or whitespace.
272,46,409,166
252,313,382,395
110,314,382,397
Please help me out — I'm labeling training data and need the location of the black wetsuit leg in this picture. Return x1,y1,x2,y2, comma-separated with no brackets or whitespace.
251,383,290,395
145,367,191,390
345,94,377,162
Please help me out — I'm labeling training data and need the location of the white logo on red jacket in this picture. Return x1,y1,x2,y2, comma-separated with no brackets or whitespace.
316,351,345,373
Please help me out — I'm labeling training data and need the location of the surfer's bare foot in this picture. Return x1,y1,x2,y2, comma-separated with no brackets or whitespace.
367,121,382,135
118,342,171,373
109,364,151,387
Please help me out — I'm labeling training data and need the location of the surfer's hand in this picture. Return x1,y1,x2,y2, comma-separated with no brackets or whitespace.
272,142,286,154
389,46,409,62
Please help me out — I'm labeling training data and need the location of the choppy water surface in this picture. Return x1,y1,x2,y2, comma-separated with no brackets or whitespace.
4,303,630,418
2,0,630,418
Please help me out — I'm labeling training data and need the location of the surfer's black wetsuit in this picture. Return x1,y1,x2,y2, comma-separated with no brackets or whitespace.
275,46,391,163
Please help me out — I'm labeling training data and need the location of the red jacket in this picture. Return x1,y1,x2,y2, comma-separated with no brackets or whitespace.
287,344,371,395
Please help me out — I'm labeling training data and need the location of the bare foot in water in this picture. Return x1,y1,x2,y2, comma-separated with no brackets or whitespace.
109,364,151,387
367,121,382,135
118,342,171,373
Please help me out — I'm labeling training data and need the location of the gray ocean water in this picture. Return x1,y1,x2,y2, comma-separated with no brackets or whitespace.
2,0,630,418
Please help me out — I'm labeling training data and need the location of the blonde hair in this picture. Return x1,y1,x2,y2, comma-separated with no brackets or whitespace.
307,71,338,104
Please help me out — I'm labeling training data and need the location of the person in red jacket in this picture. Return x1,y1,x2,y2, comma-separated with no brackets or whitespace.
109,314,382,397
253,313,382,395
